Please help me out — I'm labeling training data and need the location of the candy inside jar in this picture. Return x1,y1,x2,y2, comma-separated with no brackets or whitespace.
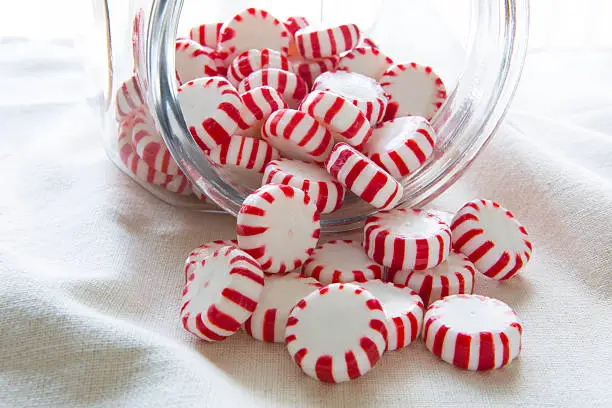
100,0,528,231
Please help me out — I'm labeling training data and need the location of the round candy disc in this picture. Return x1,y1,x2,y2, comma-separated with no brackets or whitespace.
363,208,452,270
178,77,245,153
387,251,476,306
244,272,321,343
262,109,334,164
175,39,218,84
238,68,308,109
263,158,345,214
180,246,264,342
295,24,361,59
451,199,532,280
423,294,523,370
325,143,402,210
227,48,291,88
237,86,288,138
337,46,394,80
285,283,387,383
237,184,320,273
380,62,447,121
301,240,383,285
299,90,373,149
219,8,291,60
184,239,238,283
313,71,387,125
357,280,424,351
362,116,436,179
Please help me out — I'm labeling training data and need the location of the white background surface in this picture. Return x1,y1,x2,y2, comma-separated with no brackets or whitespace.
1,1,611,407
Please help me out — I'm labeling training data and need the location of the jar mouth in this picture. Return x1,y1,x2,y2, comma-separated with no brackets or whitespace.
146,0,529,232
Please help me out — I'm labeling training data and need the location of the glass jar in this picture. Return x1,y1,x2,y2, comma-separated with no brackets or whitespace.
91,0,529,231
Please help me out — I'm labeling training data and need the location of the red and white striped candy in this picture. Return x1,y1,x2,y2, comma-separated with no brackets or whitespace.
263,159,345,214
284,16,309,36
387,251,476,307
238,68,308,109
313,71,387,125
290,56,338,89
178,77,245,153
363,208,452,270
184,239,238,283
244,272,321,343
325,143,402,210
357,280,424,351
362,116,436,179
237,86,288,138
423,295,523,370
130,110,181,176
116,76,144,121
227,48,292,88
208,135,280,173
262,109,334,164
301,240,383,285
451,199,533,281
295,24,361,59
285,282,387,383
181,246,264,342
219,8,291,60
175,39,218,83
338,46,393,81
189,22,223,48
237,184,320,274
299,90,373,149
285,16,310,57
380,62,447,122
118,118,192,195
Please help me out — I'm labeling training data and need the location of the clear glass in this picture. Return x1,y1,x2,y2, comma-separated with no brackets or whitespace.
95,0,529,230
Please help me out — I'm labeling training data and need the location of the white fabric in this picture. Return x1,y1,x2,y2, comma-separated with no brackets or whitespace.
1,36,612,408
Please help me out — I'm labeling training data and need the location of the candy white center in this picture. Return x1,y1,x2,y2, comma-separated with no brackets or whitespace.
188,253,232,311
179,84,223,126
318,71,381,100
380,211,443,238
359,280,417,317
436,296,511,333
297,289,373,354
478,206,524,250
277,160,335,182
312,242,374,271
264,195,314,258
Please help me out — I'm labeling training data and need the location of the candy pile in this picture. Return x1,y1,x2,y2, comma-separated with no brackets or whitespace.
116,8,533,383
183,189,532,382
114,7,447,208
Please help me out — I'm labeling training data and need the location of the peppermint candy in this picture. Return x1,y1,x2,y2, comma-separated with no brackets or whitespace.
451,199,533,280
181,246,264,342
285,283,387,383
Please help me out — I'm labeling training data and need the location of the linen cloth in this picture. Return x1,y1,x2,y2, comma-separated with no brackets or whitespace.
1,37,611,408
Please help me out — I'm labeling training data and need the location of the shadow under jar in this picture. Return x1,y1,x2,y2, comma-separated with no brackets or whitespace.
95,0,529,232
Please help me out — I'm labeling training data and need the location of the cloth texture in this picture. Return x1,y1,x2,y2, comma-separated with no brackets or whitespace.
0,36,611,407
